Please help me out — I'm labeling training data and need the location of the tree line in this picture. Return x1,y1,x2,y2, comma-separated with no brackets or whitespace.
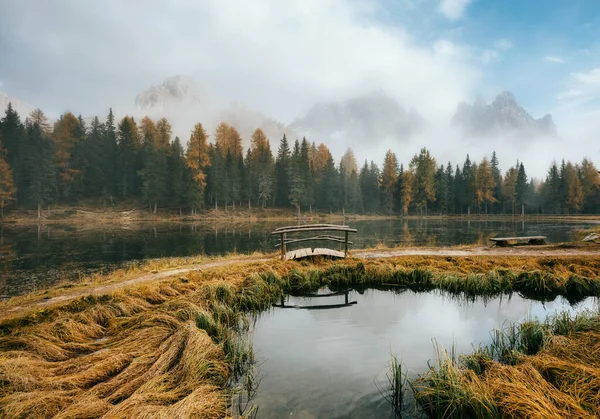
0,103,599,218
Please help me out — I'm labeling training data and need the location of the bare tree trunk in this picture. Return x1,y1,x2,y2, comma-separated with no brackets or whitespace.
248,199,251,210
153,202,157,214
37,203,41,219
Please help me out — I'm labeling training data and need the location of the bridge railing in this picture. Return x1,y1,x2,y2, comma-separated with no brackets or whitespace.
271,224,358,260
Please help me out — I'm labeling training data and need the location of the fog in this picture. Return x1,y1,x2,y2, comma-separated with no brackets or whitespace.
1,0,598,178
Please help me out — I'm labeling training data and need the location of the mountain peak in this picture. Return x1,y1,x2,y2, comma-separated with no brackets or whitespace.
135,75,206,111
452,91,557,139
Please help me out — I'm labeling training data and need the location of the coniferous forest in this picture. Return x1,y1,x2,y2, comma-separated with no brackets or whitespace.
0,103,599,218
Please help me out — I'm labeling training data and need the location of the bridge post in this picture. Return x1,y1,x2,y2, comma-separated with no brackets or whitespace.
344,231,349,257
281,232,286,260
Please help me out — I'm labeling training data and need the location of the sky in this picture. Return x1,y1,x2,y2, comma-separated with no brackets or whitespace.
1,0,600,176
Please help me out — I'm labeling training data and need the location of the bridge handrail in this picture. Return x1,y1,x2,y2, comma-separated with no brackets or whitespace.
271,224,357,260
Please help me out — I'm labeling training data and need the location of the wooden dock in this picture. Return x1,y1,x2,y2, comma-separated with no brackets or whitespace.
272,224,358,260
489,236,547,247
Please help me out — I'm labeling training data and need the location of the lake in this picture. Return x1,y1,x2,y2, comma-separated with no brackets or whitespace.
0,218,597,299
249,290,598,418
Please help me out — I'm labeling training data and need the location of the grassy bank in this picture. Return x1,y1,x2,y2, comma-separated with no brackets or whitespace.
2,254,600,417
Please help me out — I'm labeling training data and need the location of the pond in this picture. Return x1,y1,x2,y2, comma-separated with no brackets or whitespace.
249,290,598,418
0,218,597,299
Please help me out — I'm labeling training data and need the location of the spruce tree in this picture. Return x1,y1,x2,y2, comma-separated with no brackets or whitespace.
1,103,27,204
117,116,140,198
274,134,291,207
515,163,528,215
25,110,55,218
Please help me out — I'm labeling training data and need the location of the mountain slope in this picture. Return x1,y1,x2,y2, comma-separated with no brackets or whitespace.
1,91,35,120
290,91,425,145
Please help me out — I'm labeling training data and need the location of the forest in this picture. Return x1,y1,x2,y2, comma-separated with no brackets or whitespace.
0,103,598,218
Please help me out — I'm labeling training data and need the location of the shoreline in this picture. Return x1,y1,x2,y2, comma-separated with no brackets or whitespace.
2,205,600,225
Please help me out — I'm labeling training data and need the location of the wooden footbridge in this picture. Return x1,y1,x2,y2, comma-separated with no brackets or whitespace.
272,224,358,261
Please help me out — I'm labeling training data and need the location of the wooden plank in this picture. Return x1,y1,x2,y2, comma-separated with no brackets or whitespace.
274,223,345,231
274,236,354,246
284,247,346,261
271,226,357,235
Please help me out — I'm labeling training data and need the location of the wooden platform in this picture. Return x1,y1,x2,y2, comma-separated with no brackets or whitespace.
490,236,547,246
283,247,346,261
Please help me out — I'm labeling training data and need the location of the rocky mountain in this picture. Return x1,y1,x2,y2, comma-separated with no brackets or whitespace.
1,91,35,120
135,76,291,144
290,91,425,145
452,91,557,138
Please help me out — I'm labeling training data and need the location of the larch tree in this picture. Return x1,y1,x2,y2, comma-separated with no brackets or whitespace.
52,112,83,201
381,150,398,215
563,162,583,213
399,166,414,216
186,122,211,214
340,148,358,179
0,132,16,218
474,157,497,214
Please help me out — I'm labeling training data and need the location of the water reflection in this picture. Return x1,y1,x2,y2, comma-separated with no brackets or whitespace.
0,219,596,299
250,290,597,419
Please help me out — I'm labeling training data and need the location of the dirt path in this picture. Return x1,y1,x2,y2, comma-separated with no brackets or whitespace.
4,246,600,316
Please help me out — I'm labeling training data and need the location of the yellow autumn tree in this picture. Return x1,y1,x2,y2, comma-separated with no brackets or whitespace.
474,157,497,214
52,112,83,200
381,150,398,214
0,133,16,218
186,123,211,207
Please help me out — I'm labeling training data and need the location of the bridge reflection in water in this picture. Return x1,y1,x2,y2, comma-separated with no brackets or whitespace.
273,289,357,310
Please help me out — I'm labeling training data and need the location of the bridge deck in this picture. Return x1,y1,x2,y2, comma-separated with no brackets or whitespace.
284,247,346,261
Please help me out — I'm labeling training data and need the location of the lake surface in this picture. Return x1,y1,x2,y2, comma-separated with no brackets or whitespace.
0,219,597,299
250,290,598,418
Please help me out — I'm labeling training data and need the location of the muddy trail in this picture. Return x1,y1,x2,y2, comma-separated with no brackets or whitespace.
3,245,600,317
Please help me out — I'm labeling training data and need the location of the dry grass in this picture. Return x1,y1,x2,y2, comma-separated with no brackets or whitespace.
2,254,600,417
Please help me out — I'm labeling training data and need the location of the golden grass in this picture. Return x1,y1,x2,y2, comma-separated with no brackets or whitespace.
2,254,600,417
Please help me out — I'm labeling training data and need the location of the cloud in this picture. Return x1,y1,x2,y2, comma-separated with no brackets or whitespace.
438,0,472,20
493,39,512,51
571,68,600,86
555,89,583,101
480,50,501,64
0,0,479,123
544,56,565,64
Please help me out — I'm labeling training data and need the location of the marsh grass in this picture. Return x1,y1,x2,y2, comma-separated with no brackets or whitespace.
2,254,600,417
376,354,408,418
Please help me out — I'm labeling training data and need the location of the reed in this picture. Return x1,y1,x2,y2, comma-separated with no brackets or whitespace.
2,254,600,417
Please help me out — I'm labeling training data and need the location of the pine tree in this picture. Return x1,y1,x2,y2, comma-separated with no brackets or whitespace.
544,162,562,214
490,151,502,213
360,160,380,213
434,164,447,214
289,139,303,215
101,109,118,204
410,148,436,215
461,155,475,214
25,110,55,218
445,162,455,214
82,116,105,197
347,169,363,213
139,118,171,213
381,150,398,215
117,116,140,198
247,129,274,208
0,132,16,218
169,137,190,214
299,138,313,211
515,163,528,215
274,134,291,207
322,153,340,212
186,123,211,213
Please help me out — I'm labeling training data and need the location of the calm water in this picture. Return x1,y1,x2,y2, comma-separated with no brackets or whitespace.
0,219,596,299
250,290,598,418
